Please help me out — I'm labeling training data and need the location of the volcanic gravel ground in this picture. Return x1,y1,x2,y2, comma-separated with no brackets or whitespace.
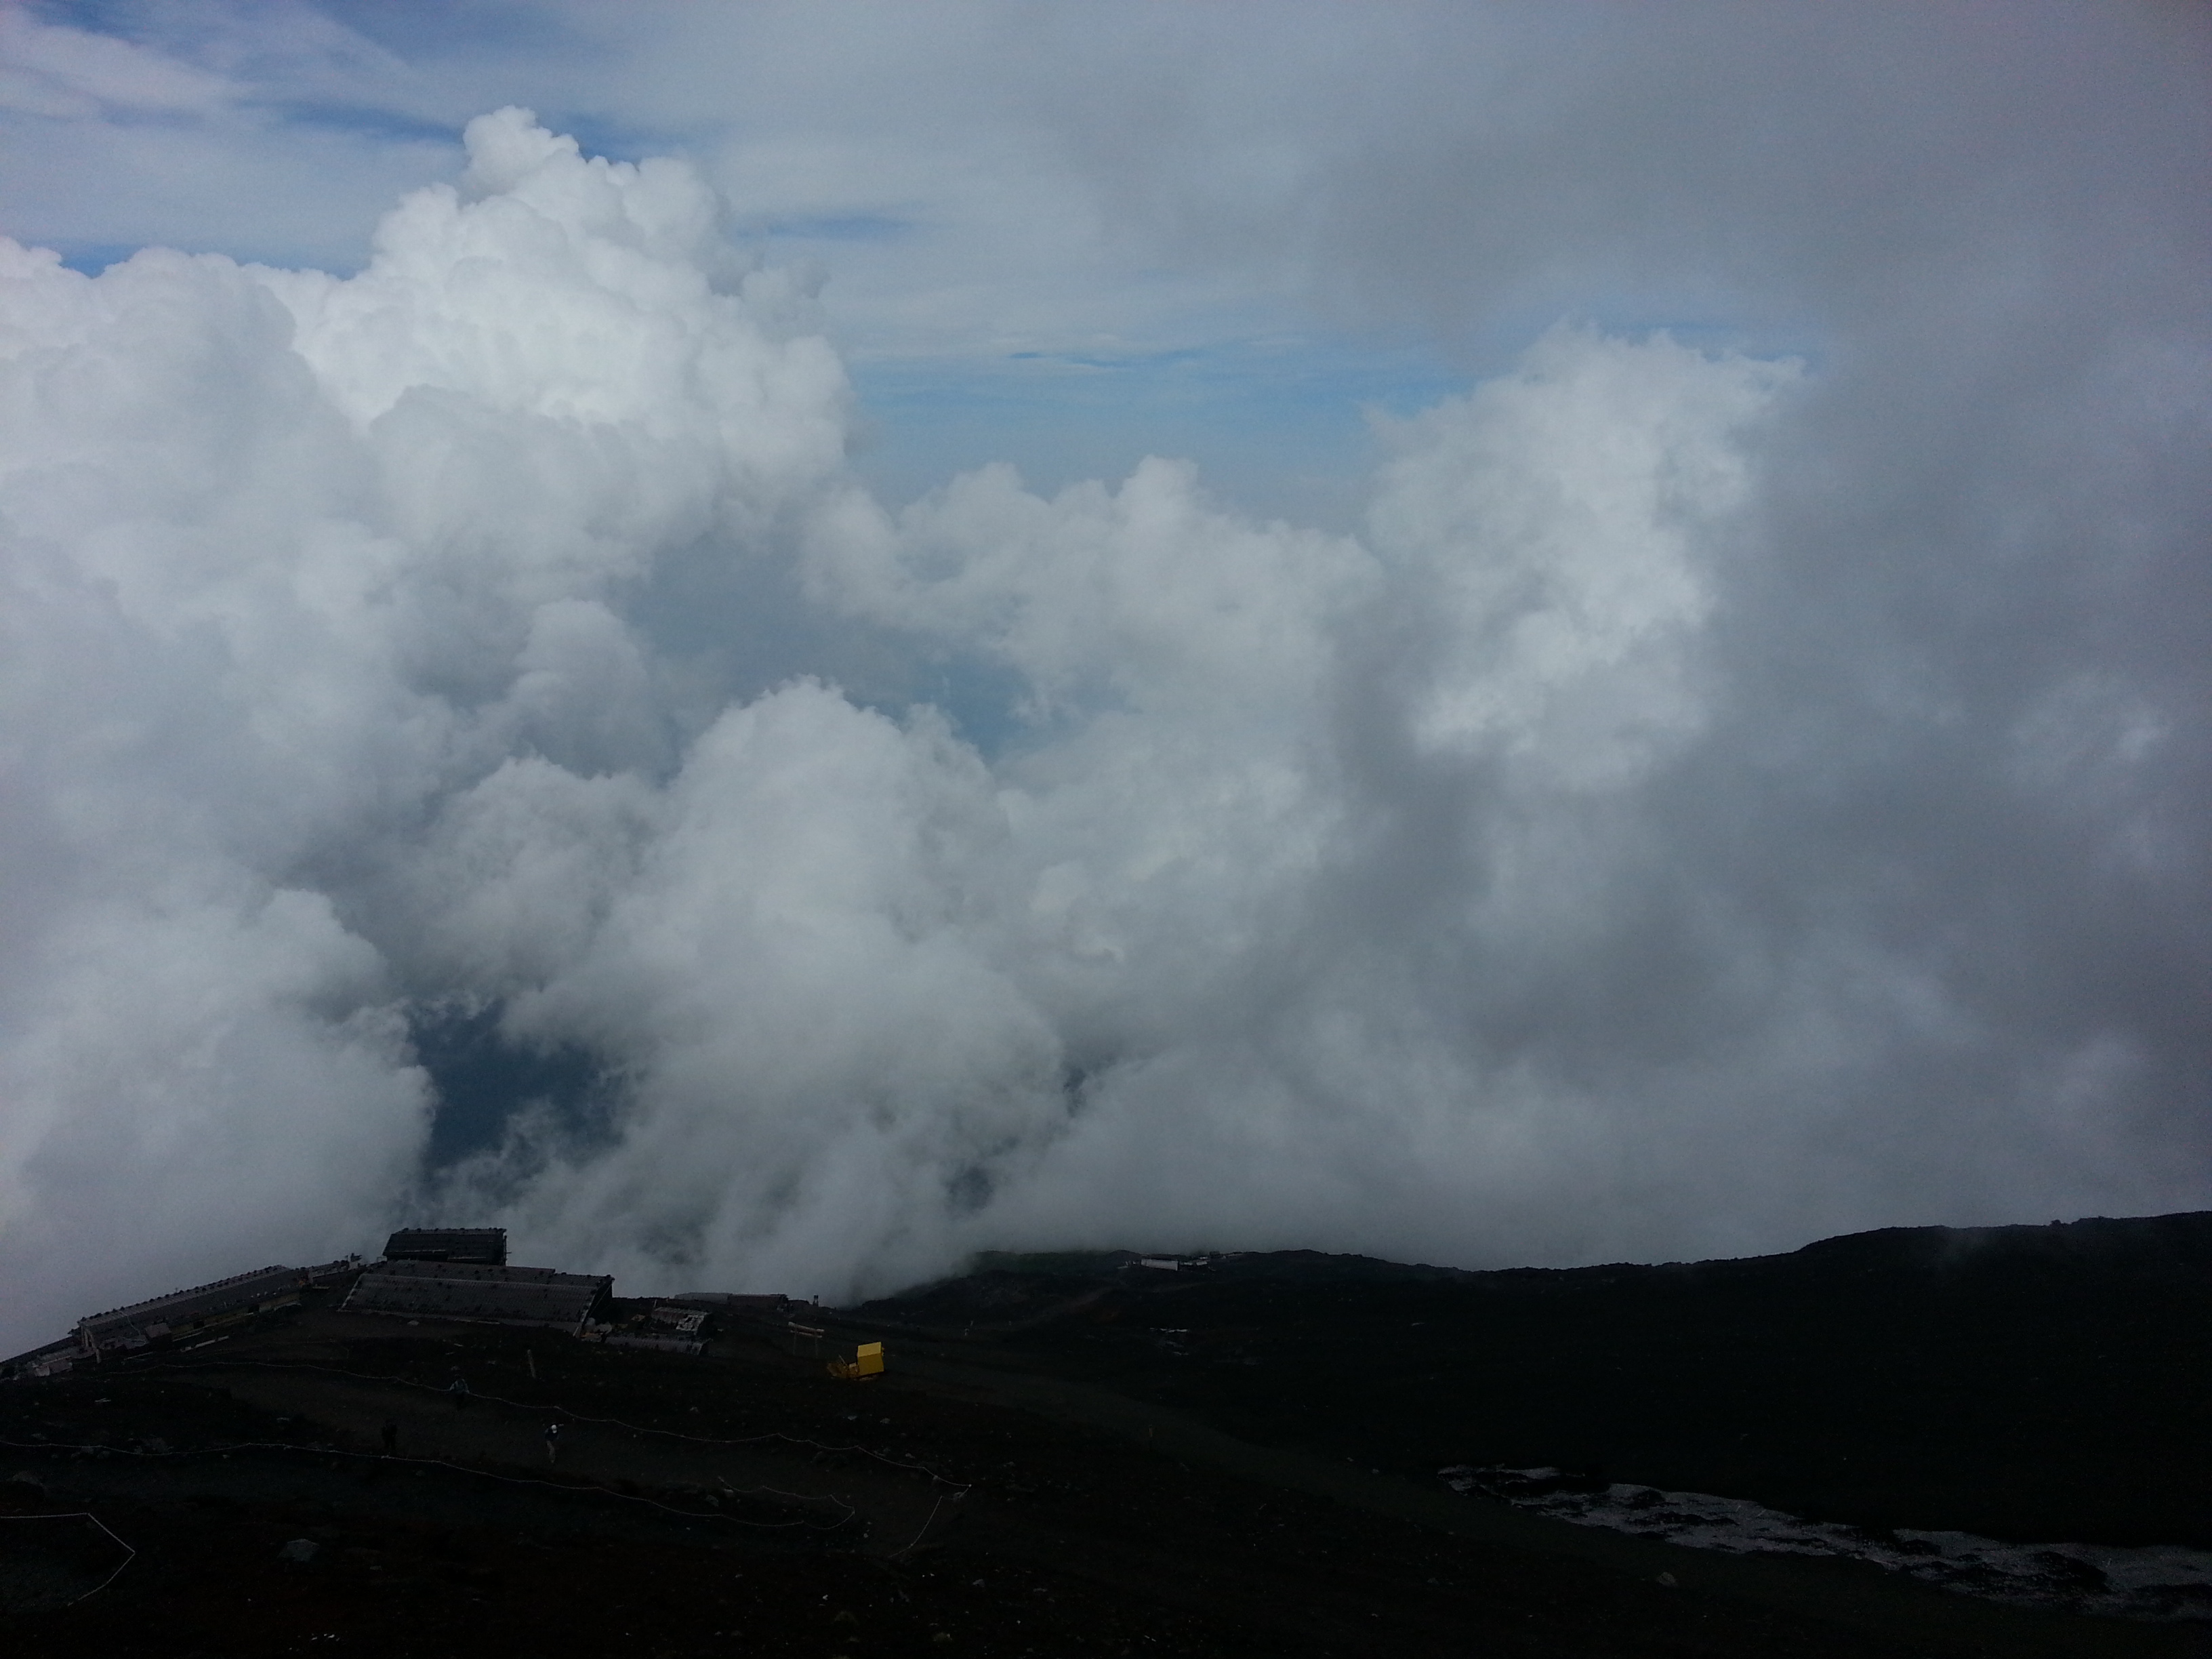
0,1315,1926,1659
853,1214,2212,1551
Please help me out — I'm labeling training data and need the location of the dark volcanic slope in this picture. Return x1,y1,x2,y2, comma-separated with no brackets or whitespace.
16,1300,2142,1659
850,1212,2212,1549
5,1216,2209,1658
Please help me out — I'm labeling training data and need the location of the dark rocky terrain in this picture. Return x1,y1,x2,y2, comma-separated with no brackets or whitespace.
2,1211,2207,1658
859,1212,2212,1549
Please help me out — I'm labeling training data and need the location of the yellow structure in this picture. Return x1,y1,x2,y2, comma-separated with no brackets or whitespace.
827,1340,884,1380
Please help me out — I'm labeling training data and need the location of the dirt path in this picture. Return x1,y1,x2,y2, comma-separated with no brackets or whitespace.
184,1362,950,1555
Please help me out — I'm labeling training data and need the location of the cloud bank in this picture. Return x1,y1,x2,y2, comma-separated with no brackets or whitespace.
1,91,2205,1349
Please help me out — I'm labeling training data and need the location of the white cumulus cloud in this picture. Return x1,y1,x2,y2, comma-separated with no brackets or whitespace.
1,91,2205,1351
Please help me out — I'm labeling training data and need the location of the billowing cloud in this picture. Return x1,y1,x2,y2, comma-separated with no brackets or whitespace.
0,108,849,1340
1,70,2205,1353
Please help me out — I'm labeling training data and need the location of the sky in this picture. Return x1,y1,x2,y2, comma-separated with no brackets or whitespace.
1,1,2207,1351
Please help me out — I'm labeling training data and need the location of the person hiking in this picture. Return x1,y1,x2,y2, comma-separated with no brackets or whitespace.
449,1374,471,1410
380,1419,398,1457
543,1421,562,1467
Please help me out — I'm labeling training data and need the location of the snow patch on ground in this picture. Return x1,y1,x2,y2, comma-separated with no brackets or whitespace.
1438,1466,2212,1621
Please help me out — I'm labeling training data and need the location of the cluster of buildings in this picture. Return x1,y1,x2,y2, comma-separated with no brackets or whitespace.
1,1229,802,1381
